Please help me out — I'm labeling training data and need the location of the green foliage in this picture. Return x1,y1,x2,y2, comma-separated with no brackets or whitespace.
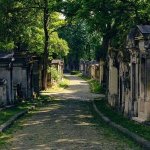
0,107,23,125
0,41,14,51
60,0,150,60
77,73,105,94
59,22,102,70
59,79,69,89
48,66,61,82
0,1,69,58
94,99,150,141
89,79,105,94
50,32,69,57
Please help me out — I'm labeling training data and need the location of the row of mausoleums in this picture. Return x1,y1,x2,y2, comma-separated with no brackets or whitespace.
80,25,150,122
0,51,64,107
80,60,104,85
0,51,41,107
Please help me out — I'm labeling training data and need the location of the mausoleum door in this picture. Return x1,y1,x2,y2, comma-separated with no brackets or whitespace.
146,59,150,98
141,58,146,100
132,63,136,102
131,62,138,116
119,77,122,110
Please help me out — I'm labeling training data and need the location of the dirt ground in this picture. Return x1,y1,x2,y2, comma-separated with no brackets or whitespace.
2,75,141,150
41,74,105,101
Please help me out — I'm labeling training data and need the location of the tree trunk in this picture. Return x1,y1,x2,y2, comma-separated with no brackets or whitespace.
42,0,49,90
101,33,110,93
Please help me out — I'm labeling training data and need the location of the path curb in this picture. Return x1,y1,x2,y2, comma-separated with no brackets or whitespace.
0,110,27,132
93,101,150,150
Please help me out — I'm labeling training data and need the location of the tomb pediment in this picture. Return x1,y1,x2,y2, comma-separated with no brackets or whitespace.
137,25,150,34
127,25,150,53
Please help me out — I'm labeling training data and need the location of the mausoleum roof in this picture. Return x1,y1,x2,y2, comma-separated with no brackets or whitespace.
51,59,64,65
0,52,14,59
137,25,150,34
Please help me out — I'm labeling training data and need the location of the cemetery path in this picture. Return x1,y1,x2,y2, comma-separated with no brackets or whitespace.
42,74,105,101
3,75,141,150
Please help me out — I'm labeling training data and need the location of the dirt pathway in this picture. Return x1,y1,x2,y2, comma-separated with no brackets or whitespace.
42,74,105,101
3,75,141,150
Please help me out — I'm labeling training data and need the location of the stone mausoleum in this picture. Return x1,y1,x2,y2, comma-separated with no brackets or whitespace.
0,51,41,107
127,25,150,121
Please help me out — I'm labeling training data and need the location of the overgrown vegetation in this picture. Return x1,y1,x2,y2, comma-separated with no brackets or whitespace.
46,76,69,93
94,99,150,141
48,67,62,82
74,72,105,94
89,79,105,94
59,79,69,89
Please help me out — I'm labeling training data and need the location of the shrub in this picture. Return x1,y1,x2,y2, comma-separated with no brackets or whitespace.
59,81,69,89
78,74,105,94
90,79,105,94
48,67,61,82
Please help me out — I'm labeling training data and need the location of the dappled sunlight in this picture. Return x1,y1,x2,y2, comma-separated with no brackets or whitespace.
41,74,104,101
38,104,63,112
75,121,96,126
4,75,137,150
10,138,103,150
76,114,93,119
54,138,103,146
8,133,28,143
55,138,87,144
5,97,139,150
22,119,50,127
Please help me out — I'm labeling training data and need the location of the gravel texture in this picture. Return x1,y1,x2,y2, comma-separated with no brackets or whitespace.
42,74,105,101
3,75,141,150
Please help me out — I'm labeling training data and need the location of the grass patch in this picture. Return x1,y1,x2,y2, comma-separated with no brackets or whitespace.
46,77,69,93
0,107,24,125
94,99,150,141
58,78,69,89
89,79,105,94
77,73,105,94
0,95,53,148
89,103,141,149
0,113,32,148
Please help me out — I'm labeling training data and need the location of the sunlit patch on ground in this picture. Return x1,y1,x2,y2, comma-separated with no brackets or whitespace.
1,75,141,150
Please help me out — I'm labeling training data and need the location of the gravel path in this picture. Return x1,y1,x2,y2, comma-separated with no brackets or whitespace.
42,74,105,101
3,75,141,150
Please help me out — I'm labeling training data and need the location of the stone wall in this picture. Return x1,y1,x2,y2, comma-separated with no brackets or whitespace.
13,66,28,98
79,60,104,84
0,83,7,106
0,68,13,104
108,57,118,107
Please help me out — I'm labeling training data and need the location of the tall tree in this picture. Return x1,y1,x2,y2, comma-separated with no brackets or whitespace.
59,22,90,70
59,0,150,58
0,0,69,90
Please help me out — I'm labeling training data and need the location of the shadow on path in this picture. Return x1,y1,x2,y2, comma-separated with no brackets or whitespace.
5,100,141,150
41,74,105,101
3,75,141,150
